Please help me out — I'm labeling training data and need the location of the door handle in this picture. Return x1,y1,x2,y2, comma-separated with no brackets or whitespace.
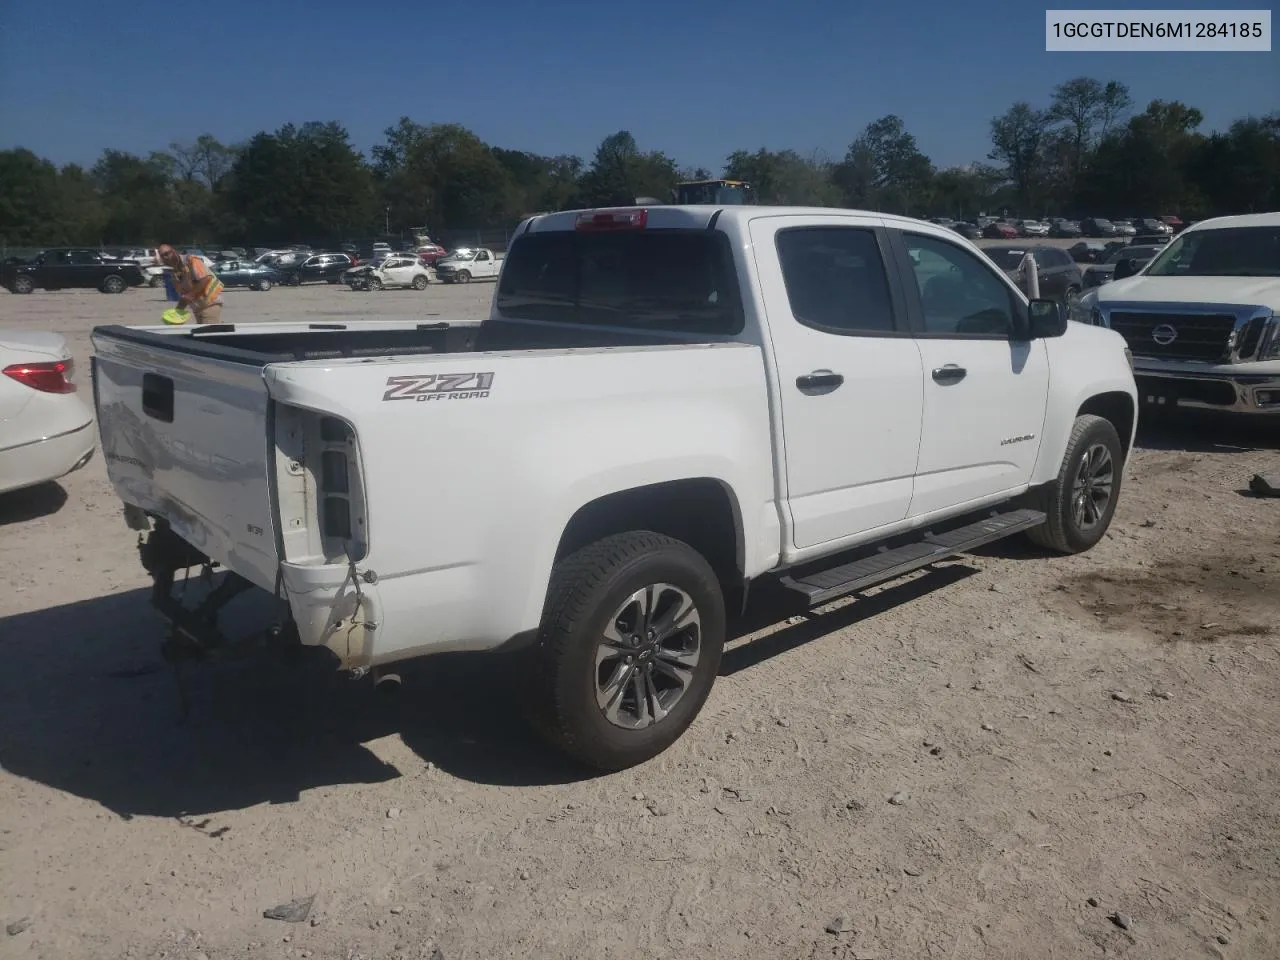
796,370,844,391
931,364,967,384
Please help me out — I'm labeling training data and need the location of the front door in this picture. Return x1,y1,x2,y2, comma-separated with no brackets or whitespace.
890,230,1051,518
749,215,925,555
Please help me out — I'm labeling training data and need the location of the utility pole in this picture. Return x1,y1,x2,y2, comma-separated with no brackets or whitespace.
384,207,390,236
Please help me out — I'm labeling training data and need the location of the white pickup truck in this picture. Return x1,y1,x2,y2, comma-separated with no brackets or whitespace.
431,247,503,283
1073,212,1280,416
91,205,1137,770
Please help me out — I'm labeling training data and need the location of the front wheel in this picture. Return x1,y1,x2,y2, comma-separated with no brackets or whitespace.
455,270,471,284
1026,414,1124,554
366,276,383,291
149,274,163,288
526,532,726,771
1063,285,1081,309
10,276,35,294
256,278,272,291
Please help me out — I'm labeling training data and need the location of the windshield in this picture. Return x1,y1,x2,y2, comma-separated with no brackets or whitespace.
1145,227,1280,278
440,250,475,262
495,229,743,334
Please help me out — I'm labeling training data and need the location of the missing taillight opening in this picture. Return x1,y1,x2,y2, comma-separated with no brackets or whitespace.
3,359,76,394
321,450,349,493
322,496,352,540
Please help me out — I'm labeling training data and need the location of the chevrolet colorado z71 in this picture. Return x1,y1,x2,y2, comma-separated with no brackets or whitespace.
1074,212,1280,417
92,205,1138,770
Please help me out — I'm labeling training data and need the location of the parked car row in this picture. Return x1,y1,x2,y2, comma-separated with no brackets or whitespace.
931,214,1185,244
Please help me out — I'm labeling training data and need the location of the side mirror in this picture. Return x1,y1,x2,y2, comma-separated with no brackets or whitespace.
1028,298,1068,339
1112,258,1136,280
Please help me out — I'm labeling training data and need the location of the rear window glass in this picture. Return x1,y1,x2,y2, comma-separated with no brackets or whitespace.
495,230,744,335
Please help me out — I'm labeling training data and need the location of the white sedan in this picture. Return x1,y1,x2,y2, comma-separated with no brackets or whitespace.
0,330,96,495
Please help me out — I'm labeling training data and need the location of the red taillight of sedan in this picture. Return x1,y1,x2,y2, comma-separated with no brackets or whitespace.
3,358,76,394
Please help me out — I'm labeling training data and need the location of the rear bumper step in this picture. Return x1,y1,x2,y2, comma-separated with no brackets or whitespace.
780,507,1046,606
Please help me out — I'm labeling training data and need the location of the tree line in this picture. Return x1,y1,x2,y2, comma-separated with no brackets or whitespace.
1,75,1276,250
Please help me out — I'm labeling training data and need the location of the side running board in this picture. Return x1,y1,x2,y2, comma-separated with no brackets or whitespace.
780,508,1046,607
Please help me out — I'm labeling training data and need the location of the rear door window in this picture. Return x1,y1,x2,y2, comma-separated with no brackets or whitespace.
774,226,898,334
496,230,744,335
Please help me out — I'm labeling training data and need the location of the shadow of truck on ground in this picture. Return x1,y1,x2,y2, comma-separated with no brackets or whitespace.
0,561,977,819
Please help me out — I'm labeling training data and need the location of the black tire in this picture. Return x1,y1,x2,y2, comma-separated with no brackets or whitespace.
100,274,126,294
367,276,383,291
1027,414,1124,554
256,278,272,291
286,274,301,286
1063,284,1081,308
526,531,726,771
456,270,472,283
148,275,163,288
411,275,428,290
10,276,34,294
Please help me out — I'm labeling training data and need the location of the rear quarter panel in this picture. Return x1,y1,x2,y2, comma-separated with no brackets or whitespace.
266,342,778,661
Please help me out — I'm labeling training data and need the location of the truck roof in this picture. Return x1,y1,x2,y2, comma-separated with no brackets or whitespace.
524,205,950,234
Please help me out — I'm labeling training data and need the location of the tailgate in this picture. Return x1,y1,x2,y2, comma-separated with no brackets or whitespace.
92,330,279,590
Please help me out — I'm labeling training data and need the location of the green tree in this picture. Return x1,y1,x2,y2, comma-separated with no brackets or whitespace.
1193,114,1280,214
723,148,840,205
1046,77,1132,199
988,103,1052,210
374,119,516,231
0,149,63,246
1086,100,1206,215
833,115,933,214
578,131,680,206
226,122,377,243
91,149,181,243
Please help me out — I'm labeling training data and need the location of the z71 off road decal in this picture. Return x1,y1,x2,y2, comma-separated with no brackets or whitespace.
382,372,494,402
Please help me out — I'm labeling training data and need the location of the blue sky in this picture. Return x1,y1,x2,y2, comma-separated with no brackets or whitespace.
0,0,1275,171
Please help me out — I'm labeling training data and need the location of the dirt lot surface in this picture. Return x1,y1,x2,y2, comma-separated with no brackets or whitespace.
1,282,1278,960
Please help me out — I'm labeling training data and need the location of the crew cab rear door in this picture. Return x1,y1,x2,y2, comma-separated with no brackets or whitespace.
749,214,925,555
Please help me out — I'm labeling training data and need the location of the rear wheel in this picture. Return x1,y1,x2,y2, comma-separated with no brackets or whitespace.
411,275,428,290
1027,414,1123,554
100,274,126,294
525,532,725,771
10,276,34,294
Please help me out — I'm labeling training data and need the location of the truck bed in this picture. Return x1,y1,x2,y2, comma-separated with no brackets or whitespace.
92,317,702,366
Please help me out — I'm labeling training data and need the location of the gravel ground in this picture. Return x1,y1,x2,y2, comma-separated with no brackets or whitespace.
1,279,1278,960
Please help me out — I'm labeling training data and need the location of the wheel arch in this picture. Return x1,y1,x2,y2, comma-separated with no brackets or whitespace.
1077,390,1136,458
553,477,746,601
